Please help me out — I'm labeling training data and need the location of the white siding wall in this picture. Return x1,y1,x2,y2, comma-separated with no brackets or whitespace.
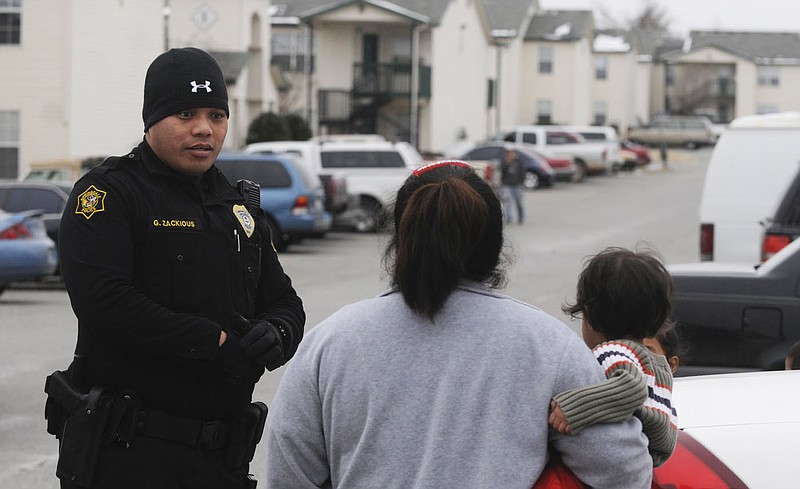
496,38,524,134
427,0,492,153
4,0,69,174
592,51,638,131
735,61,758,117
755,66,800,112
569,38,592,124
68,2,163,159
634,60,653,128
314,23,357,90
3,1,161,176
520,41,583,125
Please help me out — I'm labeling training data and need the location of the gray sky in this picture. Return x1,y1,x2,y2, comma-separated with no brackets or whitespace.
539,0,800,36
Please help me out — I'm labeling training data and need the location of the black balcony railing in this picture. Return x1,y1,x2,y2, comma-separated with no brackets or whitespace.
353,62,431,98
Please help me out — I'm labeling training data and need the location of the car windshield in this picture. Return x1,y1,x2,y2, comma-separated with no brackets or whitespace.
214,160,292,188
320,151,406,168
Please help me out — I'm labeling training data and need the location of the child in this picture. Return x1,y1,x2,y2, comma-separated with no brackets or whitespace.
548,247,679,467
644,321,683,374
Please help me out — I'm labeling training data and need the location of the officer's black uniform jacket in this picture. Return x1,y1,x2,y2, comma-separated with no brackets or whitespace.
58,141,305,419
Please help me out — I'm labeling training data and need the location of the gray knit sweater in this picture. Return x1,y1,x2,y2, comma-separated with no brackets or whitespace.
553,339,678,467
265,282,652,488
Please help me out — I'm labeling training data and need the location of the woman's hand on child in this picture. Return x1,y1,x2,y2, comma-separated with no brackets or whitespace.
548,400,572,435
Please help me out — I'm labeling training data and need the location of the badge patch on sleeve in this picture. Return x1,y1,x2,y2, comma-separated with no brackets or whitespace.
232,204,255,238
75,185,107,219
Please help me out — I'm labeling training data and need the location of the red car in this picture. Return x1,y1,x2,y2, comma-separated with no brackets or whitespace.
620,139,651,166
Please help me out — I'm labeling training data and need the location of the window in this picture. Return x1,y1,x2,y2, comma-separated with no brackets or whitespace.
465,147,500,160
0,0,21,45
320,151,406,169
593,101,608,126
665,65,674,86
757,103,780,115
536,100,552,125
538,46,553,74
0,111,19,179
758,66,780,87
392,37,411,64
594,55,608,80
2,188,65,214
546,132,573,145
271,30,313,72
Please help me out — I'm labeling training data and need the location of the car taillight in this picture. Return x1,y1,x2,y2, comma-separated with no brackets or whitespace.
546,158,570,169
484,165,494,182
700,223,713,261
761,233,793,262
652,431,747,489
0,223,32,239
292,195,310,215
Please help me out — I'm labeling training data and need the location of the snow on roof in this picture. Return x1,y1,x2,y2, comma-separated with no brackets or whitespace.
553,23,571,37
594,34,630,53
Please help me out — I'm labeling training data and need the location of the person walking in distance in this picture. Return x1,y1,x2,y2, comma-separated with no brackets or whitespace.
48,47,305,489
501,144,526,224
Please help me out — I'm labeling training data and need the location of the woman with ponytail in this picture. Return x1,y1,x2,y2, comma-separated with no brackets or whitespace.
265,162,651,489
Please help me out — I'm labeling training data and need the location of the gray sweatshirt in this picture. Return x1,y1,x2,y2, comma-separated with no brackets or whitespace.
265,282,652,489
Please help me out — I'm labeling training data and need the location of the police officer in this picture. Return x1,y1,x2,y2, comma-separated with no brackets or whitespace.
56,47,305,488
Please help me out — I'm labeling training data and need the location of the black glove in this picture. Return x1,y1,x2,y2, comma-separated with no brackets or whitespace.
238,319,286,371
217,330,259,384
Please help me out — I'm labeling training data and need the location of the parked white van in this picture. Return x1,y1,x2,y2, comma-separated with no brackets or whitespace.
698,112,800,263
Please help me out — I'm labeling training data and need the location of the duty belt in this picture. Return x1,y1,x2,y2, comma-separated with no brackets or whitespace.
135,408,232,450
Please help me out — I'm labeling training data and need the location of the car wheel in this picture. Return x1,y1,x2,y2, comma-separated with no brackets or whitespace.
266,216,288,252
685,141,697,150
571,161,587,183
351,197,383,233
524,171,540,190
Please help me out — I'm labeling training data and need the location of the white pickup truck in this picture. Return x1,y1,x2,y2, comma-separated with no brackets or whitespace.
244,138,417,232
497,125,612,177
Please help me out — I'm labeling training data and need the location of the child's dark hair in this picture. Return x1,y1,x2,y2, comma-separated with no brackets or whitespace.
652,320,686,359
562,246,673,340
384,161,505,319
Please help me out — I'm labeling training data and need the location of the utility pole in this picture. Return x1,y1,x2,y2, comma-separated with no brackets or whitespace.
163,0,171,52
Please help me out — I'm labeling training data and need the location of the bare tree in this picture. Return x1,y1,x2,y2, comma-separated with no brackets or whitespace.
628,0,671,34
590,0,672,35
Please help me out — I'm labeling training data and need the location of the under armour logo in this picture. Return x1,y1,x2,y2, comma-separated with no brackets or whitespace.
190,80,212,93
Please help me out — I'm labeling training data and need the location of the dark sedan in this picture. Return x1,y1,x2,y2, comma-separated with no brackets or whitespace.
459,143,555,189
669,237,800,375
0,181,72,247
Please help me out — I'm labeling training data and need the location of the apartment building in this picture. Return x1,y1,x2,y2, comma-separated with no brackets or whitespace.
6,1,795,176
659,30,800,123
2,0,276,179
271,0,539,155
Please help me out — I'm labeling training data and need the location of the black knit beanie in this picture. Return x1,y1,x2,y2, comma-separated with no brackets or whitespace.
142,47,229,131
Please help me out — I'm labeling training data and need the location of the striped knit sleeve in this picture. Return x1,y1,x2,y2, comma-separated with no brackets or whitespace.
552,349,648,434
639,356,679,467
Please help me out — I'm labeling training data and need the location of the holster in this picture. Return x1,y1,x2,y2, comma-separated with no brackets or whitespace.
44,370,113,487
226,401,268,472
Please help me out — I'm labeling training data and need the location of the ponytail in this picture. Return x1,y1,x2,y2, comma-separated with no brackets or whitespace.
385,163,504,319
